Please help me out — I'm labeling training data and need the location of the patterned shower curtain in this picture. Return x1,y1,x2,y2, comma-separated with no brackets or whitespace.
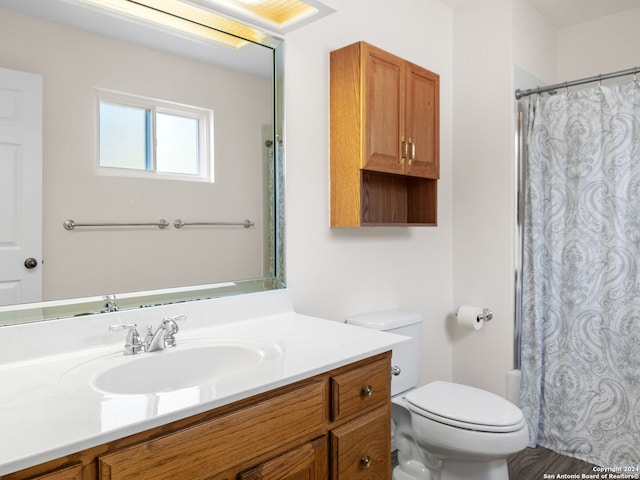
520,80,640,468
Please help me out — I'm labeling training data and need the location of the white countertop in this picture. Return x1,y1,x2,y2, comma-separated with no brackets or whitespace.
0,289,406,475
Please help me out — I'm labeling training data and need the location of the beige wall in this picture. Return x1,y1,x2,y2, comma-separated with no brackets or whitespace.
0,10,271,300
284,0,455,386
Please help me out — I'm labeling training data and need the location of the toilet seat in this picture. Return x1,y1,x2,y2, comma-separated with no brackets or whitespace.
405,381,526,433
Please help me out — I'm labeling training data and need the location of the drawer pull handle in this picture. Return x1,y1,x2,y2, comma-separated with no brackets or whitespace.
362,384,374,397
391,366,401,376
361,455,372,468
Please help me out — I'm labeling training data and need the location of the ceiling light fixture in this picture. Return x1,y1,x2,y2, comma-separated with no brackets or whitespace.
183,0,335,34
73,0,271,48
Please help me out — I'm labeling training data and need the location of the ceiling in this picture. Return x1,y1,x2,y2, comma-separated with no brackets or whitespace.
438,0,640,27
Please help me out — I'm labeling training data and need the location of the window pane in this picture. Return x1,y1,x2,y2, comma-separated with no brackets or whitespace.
156,112,199,175
99,102,148,170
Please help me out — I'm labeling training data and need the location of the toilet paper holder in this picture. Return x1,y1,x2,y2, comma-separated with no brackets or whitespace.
456,305,493,330
456,306,493,322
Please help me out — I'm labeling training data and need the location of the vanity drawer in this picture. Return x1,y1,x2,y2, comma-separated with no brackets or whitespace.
99,381,326,480
331,406,391,480
330,356,390,422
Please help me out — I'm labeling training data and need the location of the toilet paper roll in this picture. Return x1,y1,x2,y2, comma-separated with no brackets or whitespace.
456,305,484,330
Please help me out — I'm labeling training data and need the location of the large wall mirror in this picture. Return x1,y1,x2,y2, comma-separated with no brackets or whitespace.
0,0,285,325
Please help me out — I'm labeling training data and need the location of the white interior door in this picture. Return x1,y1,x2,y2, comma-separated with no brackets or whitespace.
0,66,43,305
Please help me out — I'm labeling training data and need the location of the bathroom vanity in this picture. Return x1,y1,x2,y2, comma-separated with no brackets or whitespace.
0,290,404,480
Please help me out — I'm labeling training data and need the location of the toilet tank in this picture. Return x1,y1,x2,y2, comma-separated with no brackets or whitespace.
346,309,422,396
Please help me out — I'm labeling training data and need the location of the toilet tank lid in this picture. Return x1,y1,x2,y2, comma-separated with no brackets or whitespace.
346,309,422,330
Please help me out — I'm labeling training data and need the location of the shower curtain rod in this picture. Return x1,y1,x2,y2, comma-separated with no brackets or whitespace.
514,65,640,99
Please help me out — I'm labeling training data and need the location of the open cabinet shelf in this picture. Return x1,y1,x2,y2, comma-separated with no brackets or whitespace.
360,171,437,226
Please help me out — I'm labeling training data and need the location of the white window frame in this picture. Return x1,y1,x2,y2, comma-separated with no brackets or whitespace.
95,88,214,183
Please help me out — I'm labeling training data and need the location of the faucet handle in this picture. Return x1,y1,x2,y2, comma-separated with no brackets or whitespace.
109,323,145,355
143,324,154,346
161,315,187,348
162,315,187,331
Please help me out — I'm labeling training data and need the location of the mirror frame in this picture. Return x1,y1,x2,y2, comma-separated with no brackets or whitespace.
0,7,285,326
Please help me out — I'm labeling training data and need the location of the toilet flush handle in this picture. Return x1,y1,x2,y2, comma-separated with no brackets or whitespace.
391,366,401,376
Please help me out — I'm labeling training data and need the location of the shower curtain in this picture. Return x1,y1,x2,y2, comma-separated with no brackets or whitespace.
520,80,640,468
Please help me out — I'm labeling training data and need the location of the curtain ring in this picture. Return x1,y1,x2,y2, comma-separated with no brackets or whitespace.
598,74,602,86
564,81,569,94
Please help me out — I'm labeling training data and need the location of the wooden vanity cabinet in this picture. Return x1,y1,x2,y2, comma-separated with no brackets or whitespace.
1,352,391,480
330,41,440,227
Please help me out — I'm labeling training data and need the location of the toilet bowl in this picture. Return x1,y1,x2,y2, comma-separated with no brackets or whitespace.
347,310,529,480
394,382,529,480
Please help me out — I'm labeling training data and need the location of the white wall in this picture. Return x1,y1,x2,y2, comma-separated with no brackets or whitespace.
513,0,557,86
449,0,517,397
284,0,640,398
556,7,640,81
6,0,635,398
448,0,640,398
284,0,455,386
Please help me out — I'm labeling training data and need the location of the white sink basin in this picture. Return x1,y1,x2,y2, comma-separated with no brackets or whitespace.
62,338,282,396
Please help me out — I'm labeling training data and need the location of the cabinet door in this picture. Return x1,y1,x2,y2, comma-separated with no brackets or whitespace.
363,45,405,175
27,464,83,480
405,61,439,179
239,437,327,480
331,407,391,480
98,382,325,480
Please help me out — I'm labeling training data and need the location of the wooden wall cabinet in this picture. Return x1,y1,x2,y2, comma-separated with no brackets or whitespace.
1,353,391,480
330,41,440,227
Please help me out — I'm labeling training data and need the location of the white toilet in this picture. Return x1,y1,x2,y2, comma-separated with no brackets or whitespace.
347,310,529,480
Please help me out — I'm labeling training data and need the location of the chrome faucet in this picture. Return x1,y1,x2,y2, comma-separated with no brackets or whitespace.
104,294,118,313
110,315,187,355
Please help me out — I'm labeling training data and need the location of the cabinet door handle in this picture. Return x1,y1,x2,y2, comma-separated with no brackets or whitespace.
408,137,415,165
362,384,374,397
361,455,372,468
401,136,407,165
